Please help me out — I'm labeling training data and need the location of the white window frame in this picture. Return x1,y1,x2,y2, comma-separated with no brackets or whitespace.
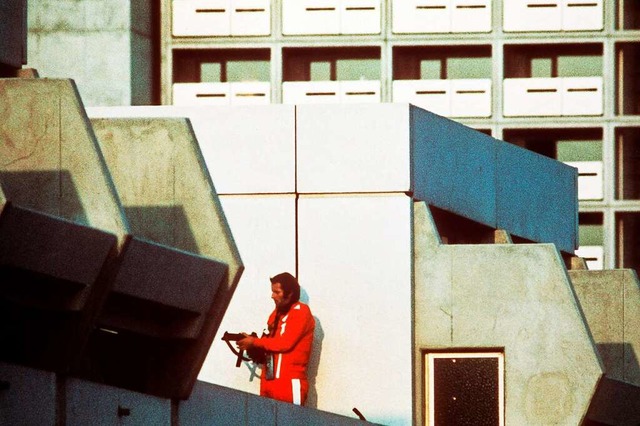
425,351,505,426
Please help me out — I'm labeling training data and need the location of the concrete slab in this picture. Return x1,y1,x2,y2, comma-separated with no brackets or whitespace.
89,117,244,399
296,104,411,193
0,78,125,371
0,79,128,239
295,104,577,253
87,106,296,195
297,194,413,424
570,269,640,386
413,201,602,425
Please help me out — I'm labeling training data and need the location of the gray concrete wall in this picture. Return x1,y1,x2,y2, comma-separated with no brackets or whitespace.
87,117,243,399
0,78,128,243
26,0,153,106
570,269,640,386
413,201,603,425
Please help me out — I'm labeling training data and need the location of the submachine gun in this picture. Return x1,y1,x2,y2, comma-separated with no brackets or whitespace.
221,331,267,367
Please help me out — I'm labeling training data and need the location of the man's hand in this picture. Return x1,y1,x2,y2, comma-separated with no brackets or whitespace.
237,333,256,351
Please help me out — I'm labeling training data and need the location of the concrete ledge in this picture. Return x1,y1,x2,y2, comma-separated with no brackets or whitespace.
180,381,376,426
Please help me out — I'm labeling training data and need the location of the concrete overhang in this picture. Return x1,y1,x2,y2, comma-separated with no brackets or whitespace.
0,79,242,399
87,104,578,254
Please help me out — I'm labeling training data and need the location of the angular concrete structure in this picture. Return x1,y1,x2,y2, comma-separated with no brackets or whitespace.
570,269,640,386
569,269,640,424
87,104,596,425
0,79,242,400
413,201,603,425
87,117,243,398
0,78,126,371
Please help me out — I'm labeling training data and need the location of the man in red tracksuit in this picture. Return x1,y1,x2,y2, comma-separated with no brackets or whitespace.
238,272,315,405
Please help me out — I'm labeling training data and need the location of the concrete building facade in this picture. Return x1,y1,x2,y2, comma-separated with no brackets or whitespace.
24,0,640,279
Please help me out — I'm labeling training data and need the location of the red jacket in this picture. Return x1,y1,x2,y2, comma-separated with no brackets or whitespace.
254,302,315,380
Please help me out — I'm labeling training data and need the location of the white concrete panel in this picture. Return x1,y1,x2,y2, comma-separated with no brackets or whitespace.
392,0,450,33
503,0,561,32
172,83,230,106
297,194,412,425
340,0,381,34
199,195,297,394
393,80,450,117
503,78,562,117
86,105,296,194
230,0,270,35
450,78,492,117
576,245,604,270
562,0,603,31
296,104,411,193
451,0,492,33
230,82,271,105
282,0,340,35
282,81,340,104
340,80,381,103
172,0,231,36
561,77,603,116
565,161,604,200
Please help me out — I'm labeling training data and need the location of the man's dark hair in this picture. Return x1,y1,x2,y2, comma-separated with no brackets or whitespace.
270,272,300,304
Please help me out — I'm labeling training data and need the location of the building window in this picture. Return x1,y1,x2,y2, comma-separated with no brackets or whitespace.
172,48,270,83
616,212,640,272
282,47,380,82
425,351,504,426
615,127,640,200
616,43,640,115
578,213,604,270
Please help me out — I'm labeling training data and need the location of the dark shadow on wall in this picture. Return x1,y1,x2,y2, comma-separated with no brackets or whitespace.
300,287,324,409
597,342,640,385
0,170,88,224
124,205,199,254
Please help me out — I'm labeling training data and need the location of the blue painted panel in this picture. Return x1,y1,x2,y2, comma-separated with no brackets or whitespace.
180,381,249,426
247,392,276,425
495,141,578,253
66,378,171,426
410,106,497,228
